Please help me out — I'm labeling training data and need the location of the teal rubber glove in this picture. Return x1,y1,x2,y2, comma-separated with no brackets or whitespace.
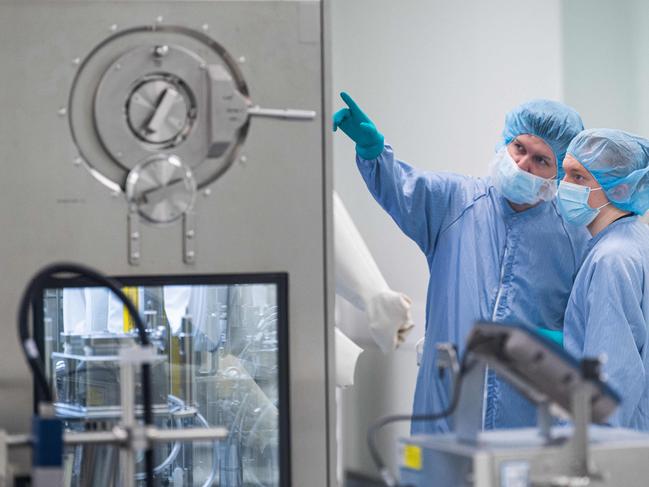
536,328,564,347
332,92,385,160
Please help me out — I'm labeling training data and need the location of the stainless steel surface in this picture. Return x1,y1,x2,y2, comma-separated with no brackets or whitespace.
67,21,317,195
177,314,194,405
125,153,197,224
0,431,6,487
93,42,205,167
128,76,191,145
571,384,591,478
435,343,460,381
69,25,250,190
146,426,228,443
0,2,332,486
467,322,620,423
128,210,141,265
247,106,317,120
31,469,64,487
65,430,125,446
399,427,649,487
5,435,31,448
78,442,118,486
454,360,486,443
183,210,196,264
119,353,136,487
537,402,553,442
401,329,642,486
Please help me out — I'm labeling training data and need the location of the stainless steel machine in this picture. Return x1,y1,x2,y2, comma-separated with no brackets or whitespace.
395,323,649,487
0,1,334,485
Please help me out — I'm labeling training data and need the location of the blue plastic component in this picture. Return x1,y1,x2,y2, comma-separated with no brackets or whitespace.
32,415,64,467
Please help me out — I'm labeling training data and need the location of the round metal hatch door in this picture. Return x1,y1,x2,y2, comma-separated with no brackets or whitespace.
68,26,251,194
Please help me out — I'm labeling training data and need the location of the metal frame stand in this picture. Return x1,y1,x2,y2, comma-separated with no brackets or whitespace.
437,343,605,487
0,345,228,487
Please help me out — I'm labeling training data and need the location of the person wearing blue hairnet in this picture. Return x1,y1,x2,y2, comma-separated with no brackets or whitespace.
558,128,649,430
333,93,589,433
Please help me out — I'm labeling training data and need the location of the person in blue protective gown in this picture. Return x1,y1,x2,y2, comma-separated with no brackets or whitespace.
558,129,649,431
333,93,589,433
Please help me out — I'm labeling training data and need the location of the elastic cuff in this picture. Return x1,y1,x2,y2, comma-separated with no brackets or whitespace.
356,141,385,160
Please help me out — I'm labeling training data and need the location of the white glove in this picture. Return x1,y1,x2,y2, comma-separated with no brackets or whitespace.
367,290,415,353
334,191,415,352
335,328,364,388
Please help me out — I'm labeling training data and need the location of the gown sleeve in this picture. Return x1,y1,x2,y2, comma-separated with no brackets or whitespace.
356,145,478,257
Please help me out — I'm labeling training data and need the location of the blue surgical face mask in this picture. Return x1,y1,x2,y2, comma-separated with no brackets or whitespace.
557,181,610,226
491,148,557,205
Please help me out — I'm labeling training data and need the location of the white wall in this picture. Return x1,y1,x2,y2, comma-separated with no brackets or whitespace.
562,0,637,131
561,0,649,138
331,0,564,478
561,0,649,221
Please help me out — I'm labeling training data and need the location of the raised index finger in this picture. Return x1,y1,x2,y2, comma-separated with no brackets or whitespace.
340,92,363,116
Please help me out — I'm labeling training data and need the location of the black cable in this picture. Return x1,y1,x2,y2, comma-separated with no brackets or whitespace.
366,354,476,487
17,262,154,487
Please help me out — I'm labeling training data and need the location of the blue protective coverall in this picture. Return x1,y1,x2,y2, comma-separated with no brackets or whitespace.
564,216,649,430
357,145,589,433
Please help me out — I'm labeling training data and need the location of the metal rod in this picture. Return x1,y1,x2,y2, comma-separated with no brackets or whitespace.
247,106,316,120
6,434,31,448
9,426,228,448
537,402,553,442
65,430,127,446
570,383,591,477
120,359,136,487
146,426,228,443
455,359,486,444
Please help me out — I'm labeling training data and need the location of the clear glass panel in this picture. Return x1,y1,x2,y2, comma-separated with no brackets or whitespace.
42,281,282,487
